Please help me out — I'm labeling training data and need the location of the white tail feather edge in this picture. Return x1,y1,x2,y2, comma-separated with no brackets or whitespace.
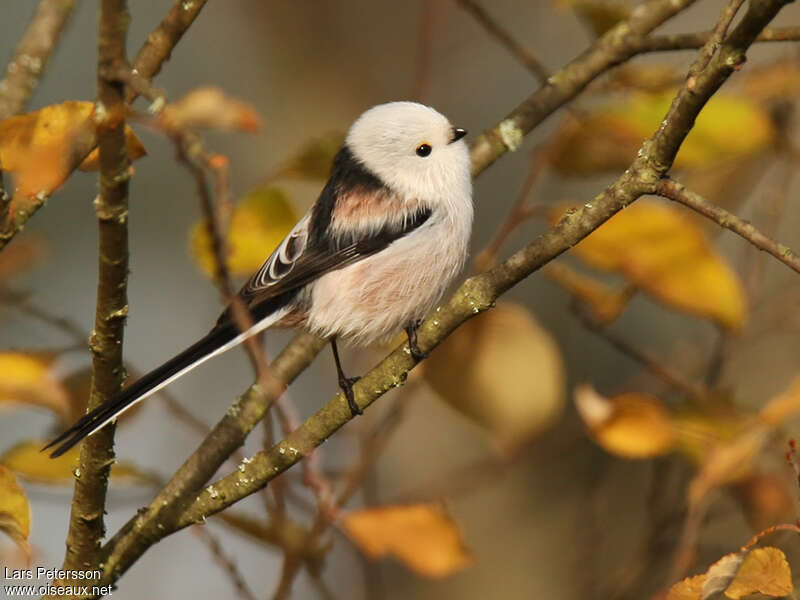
83,307,289,439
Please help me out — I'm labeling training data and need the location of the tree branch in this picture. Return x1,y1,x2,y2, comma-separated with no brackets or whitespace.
85,1,792,594
0,0,79,120
655,177,800,275
633,25,800,53
50,0,131,592
126,0,208,102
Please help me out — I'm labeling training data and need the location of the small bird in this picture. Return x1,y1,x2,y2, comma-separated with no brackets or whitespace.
45,101,472,458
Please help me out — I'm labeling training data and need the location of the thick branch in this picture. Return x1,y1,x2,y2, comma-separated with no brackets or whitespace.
88,1,792,593
656,177,800,275
0,0,78,120
52,0,131,590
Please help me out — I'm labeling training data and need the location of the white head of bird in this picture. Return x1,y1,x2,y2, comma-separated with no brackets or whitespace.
345,101,471,206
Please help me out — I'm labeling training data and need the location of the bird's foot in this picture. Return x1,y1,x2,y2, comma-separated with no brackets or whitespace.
339,375,362,416
405,322,429,361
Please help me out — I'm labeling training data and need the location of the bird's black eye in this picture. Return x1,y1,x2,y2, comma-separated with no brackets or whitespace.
415,143,432,157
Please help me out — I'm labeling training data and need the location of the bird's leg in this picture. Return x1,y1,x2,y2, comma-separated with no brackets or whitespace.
331,337,362,416
405,320,428,361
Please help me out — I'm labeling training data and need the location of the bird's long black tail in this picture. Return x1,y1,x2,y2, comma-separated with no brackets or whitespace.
43,324,239,458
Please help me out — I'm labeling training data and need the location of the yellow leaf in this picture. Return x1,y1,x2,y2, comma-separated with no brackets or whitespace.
543,262,633,324
157,86,262,133
189,186,298,278
0,352,70,421
550,92,775,175
1,440,157,485
276,132,345,180
0,466,30,557
0,101,146,199
667,574,705,600
567,199,746,330
574,385,675,458
423,301,565,450
724,547,793,599
340,504,473,578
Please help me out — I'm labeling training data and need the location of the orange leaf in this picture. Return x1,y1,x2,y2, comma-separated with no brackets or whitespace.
158,86,262,133
0,466,30,558
566,199,746,330
667,574,705,600
341,504,473,578
0,101,145,201
575,385,675,458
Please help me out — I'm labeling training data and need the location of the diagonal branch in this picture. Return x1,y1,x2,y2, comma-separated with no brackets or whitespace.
126,0,208,101
51,0,131,592
0,0,79,120
88,0,792,593
655,177,800,275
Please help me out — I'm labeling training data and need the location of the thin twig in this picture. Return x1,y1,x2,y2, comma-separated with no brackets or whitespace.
126,0,208,102
573,303,710,404
634,25,800,53
0,0,79,120
474,143,551,271
456,0,550,84
192,525,258,600
688,0,745,78
655,177,800,275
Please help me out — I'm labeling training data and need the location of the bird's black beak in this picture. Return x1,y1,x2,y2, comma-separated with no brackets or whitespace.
450,127,467,143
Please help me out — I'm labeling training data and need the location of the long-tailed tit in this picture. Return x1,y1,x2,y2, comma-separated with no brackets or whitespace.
45,101,472,457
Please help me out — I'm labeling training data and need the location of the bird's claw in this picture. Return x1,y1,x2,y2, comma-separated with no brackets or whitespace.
339,376,362,416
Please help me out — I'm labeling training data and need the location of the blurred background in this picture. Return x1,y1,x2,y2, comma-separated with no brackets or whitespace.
2,1,800,598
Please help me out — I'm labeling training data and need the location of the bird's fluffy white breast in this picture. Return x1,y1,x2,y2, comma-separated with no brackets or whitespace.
306,149,472,345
